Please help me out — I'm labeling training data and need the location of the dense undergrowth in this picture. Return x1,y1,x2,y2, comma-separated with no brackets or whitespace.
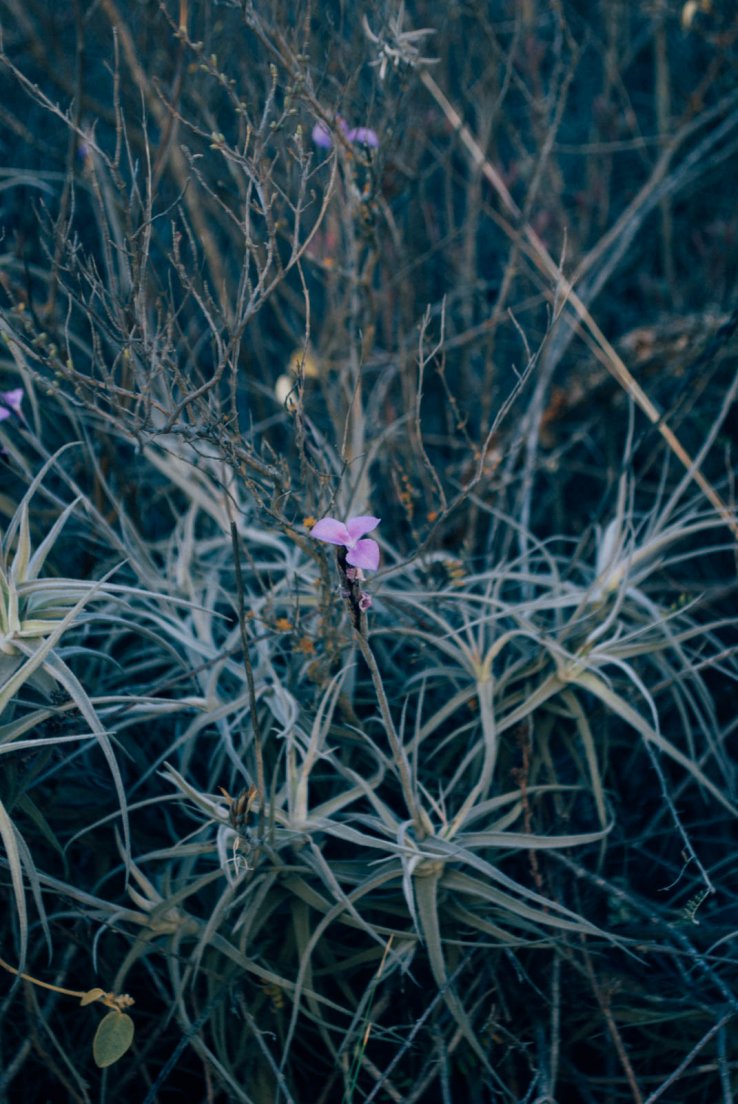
0,2,738,1101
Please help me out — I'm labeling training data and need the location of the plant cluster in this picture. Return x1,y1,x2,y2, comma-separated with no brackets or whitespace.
0,2,737,1102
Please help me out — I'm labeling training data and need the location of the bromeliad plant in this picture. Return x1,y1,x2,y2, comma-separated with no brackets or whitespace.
0,448,132,726
0,453,133,973
0,444,226,984
1,429,736,1102
117,499,630,1100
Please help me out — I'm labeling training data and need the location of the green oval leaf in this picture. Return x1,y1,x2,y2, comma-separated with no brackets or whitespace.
92,1011,134,1068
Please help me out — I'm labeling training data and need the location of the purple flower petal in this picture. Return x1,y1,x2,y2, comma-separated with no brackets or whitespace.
310,517,351,546
346,538,379,572
347,127,379,149
0,388,23,415
345,516,380,543
311,122,334,150
0,407,11,423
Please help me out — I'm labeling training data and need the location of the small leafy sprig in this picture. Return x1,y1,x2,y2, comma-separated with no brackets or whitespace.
0,956,135,1068
681,888,712,925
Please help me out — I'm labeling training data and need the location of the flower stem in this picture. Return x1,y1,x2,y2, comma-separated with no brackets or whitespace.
352,628,431,839
0,956,133,1011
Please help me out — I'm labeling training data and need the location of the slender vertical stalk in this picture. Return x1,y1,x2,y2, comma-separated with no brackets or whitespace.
654,0,676,299
230,522,265,837
352,626,431,838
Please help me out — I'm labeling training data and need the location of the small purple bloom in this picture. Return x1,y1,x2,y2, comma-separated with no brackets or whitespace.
310,514,381,572
358,591,373,612
311,121,335,149
0,388,24,422
346,126,379,149
311,118,378,152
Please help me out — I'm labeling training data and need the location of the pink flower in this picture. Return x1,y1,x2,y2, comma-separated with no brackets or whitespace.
0,388,24,423
309,515,381,572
